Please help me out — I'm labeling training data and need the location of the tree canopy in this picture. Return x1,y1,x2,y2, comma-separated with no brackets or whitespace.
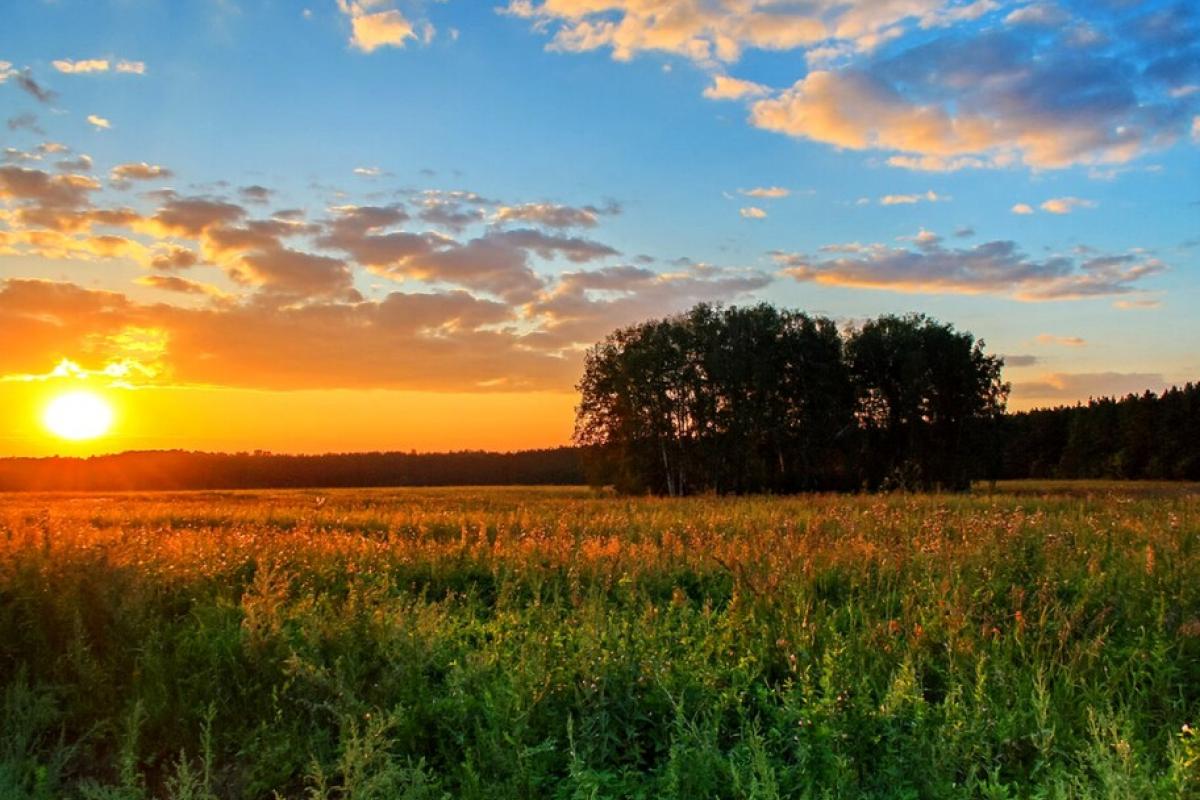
575,304,1008,494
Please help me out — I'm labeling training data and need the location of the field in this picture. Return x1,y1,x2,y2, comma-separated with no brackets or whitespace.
2,485,1199,799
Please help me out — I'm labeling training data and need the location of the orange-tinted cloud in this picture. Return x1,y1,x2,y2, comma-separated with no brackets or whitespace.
703,75,769,100
338,1,418,52
1012,372,1169,403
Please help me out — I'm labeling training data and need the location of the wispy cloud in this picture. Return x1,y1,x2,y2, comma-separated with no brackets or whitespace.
703,75,768,100
738,186,790,199
776,240,1164,301
1040,196,1096,214
880,190,947,206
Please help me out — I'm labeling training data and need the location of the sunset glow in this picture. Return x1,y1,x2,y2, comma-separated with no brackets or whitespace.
2,1,1197,455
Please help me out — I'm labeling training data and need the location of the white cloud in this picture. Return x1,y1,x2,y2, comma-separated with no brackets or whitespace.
739,186,789,199
740,206,767,219
880,190,946,205
86,115,111,130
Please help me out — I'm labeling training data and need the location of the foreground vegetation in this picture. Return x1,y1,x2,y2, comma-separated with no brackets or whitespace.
1,485,1199,798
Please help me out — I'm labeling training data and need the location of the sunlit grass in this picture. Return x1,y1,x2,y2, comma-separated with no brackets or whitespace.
1,484,1198,797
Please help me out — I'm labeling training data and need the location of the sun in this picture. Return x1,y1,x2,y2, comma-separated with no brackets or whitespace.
43,390,115,441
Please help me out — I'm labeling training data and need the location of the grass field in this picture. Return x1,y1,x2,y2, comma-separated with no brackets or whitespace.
2,484,1199,798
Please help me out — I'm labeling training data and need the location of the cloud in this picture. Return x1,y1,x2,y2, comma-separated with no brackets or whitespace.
1004,3,1070,27
886,154,991,171
745,24,1200,170
504,2,1198,172
0,278,577,392
1,157,764,390
529,262,773,349
149,246,202,271
1113,297,1162,310
1002,354,1039,367
15,70,57,104
418,196,486,232
110,162,173,185
908,228,942,247
52,59,110,74
6,113,43,134
1012,372,1168,401
87,115,112,130
0,166,100,210
739,186,789,199
1011,203,1035,214
740,206,767,219
703,75,769,100
135,274,228,298
239,185,273,204
316,204,619,302
1035,334,1086,347
147,197,245,236
353,165,382,177
57,154,93,172
338,0,417,52
880,190,947,205
50,58,145,75
492,201,618,229
503,0,936,64
1039,196,1096,214
776,239,1165,301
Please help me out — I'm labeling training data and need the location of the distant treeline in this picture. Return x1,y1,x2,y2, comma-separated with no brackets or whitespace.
0,448,586,492
998,383,1200,481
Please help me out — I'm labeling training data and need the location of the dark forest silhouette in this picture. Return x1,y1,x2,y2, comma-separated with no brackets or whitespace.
0,448,585,491
0,303,1196,492
575,305,1007,494
999,385,1200,481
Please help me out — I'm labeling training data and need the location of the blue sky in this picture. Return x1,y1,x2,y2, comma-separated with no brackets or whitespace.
1,0,1198,451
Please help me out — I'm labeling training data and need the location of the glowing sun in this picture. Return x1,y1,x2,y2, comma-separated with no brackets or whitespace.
43,391,115,441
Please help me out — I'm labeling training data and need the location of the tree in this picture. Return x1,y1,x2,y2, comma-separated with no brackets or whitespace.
846,314,1008,491
575,304,853,495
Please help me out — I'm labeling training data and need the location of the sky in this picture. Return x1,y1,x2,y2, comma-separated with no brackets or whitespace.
1,0,1198,456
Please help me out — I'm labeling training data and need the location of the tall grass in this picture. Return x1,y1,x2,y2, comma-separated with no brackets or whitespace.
1,485,1198,798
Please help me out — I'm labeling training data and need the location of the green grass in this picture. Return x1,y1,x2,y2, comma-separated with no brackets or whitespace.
1,484,1198,798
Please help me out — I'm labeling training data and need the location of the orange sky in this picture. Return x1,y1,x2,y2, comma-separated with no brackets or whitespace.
0,381,578,457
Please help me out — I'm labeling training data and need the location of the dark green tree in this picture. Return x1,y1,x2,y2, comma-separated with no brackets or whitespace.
846,314,1009,491
576,304,864,494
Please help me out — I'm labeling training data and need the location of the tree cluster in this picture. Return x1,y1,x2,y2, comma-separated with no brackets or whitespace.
998,384,1200,480
574,304,1008,494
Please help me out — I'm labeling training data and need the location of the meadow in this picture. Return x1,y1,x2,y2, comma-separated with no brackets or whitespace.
1,484,1198,798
